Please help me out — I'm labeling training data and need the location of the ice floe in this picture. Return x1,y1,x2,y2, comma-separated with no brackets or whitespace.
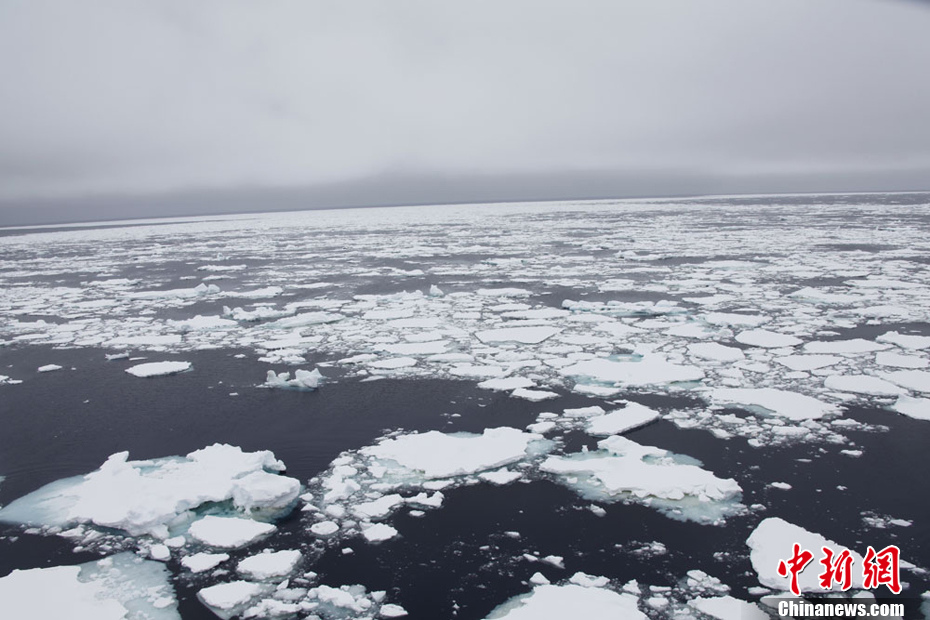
540,435,742,523
0,444,300,539
485,581,646,620
263,368,324,390
0,552,179,620
891,395,930,421
561,355,704,388
710,388,838,420
125,361,192,377
747,517,865,592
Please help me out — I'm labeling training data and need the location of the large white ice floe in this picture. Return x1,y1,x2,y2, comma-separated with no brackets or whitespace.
540,435,742,524
0,444,300,539
484,581,646,620
561,354,704,388
168,315,237,331
747,517,865,592
125,361,192,377
0,552,179,620
263,368,324,390
687,342,745,362
710,388,839,420
803,339,890,354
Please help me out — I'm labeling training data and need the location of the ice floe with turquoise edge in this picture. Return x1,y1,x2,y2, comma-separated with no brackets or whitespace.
560,354,704,390
0,444,300,540
263,368,324,390
125,361,192,377
747,517,866,592
484,576,646,620
709,388,839,420
539,435,743,524
0,552,179,620
301,428,553,543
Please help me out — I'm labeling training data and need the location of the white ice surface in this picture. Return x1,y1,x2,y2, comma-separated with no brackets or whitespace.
823,375,907,396
710,388,838,420
181,552,229,573
484,583,646,620
361,427,544,479
125,361,192,377
0,444,299,539
687,342,745,362
585,402,661,436
37,364,63,372
188,516,277,549
540,435,742,523
747,517,864,592
561,355,704,387
237,549,302,580
736,330,802,348
892,395,930,421
0,552,179,620
475,326,561,345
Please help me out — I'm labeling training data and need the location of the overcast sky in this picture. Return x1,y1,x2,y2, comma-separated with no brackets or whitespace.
1,0,929,216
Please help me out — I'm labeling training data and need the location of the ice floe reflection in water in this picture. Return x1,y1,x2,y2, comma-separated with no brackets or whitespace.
1,194,930,618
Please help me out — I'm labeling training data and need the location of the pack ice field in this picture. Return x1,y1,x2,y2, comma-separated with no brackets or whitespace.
1,193,929,619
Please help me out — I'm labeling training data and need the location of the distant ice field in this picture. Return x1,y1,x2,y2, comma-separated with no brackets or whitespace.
1,194,930,618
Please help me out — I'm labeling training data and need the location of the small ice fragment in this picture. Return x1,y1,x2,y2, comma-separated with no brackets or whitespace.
381,602,409,617
311,520,340,536
237,549,302,580
181,553,229,573
37,364,63,372
768,482,792,491
362,523,398,542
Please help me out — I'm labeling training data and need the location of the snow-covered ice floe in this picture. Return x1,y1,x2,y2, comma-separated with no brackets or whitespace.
540,435,743,524
125,361,192,378
561,354,704,389
0,552,179,620
747,517,865,592
0,444,300,540
710,387,839,420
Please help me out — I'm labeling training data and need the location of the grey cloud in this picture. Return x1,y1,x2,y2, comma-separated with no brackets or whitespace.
0,0,928,204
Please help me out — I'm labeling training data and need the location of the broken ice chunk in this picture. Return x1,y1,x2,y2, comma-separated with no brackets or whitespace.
263,368,324,390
